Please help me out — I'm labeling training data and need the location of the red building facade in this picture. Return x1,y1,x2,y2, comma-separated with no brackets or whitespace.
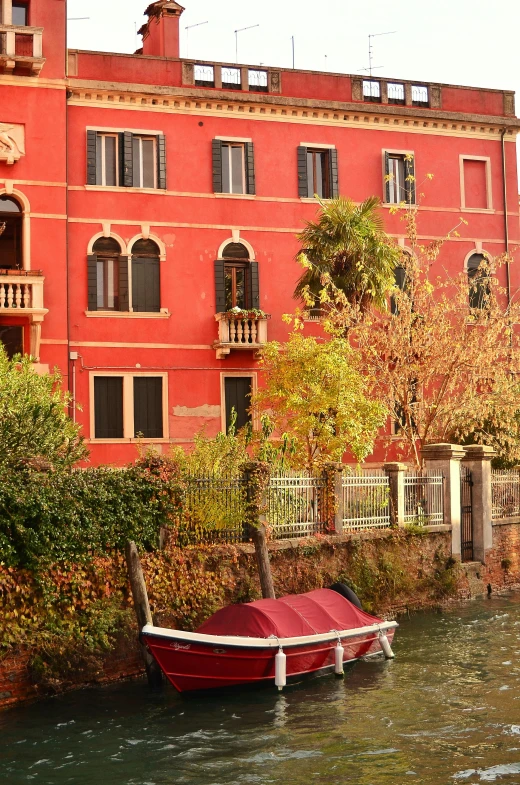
1,0,519,466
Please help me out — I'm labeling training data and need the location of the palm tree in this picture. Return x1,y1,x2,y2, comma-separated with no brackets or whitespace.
294,196,401,316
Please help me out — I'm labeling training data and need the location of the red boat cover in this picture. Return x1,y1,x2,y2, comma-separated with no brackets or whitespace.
196,589,382,639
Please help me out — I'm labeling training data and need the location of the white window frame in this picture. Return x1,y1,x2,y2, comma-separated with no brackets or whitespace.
459,155,493,211
382,149,415,206
133,135,157,189
221,141,246,195
89,371,169,443
220,372,257,433
98,133,119,187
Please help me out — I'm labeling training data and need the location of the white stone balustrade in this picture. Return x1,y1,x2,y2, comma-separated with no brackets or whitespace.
214,312,269,359
0,24,45,74
0,273,46,314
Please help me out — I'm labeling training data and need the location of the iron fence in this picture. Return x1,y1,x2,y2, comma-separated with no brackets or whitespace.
267,472,330,539
404,471,444,526
180,474,248,544
491,470,520,520
342,472,391,531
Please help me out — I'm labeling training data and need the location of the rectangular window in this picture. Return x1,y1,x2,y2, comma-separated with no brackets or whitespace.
96,257,119,310
222,142,245,194
0,324,23,359
224,264,248,309
92,374,166,440
248,70,268,93
306,148,331,199
95,134,118,187
461,157,491,210
12,1,28,26
412,85,429,107
194,64,215,87
132,136,156,189
134,378,163,438
94,377,124,439
384,152,415,205
388,82,405,105
222,66,241,90
224,377,252,433
363,80,381,103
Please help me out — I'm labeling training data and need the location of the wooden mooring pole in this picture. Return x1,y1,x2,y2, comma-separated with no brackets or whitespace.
251,524,275,600
125,541,163,688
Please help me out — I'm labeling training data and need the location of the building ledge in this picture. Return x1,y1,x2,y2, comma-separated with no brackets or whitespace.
84,310,171,318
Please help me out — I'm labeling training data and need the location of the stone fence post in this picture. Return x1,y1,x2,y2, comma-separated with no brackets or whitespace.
462,445,495,564
421,444,465,560
384,462,407,527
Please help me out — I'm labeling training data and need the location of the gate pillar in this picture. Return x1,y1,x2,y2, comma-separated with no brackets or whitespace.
422,444,465,560
462,445,495,564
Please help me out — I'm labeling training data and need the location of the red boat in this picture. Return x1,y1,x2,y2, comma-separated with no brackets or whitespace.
141,587,398,693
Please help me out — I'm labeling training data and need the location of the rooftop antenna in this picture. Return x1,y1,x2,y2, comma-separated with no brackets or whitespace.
185,20,208,59
291,36,295,69
234,24,259,64
358,31,397,77
67,17,90,21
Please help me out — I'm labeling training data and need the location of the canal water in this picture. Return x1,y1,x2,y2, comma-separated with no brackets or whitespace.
1,593,520,785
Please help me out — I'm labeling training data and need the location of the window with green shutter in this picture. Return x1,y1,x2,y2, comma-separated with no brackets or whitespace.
134,377,164,438
86,131,166,189
131,239,161,313
94,377,124,438
215,243,259,312
297,146,338,198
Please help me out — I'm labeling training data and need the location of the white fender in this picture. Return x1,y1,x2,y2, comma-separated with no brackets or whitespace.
334,643,345,675
275,648,286,690
379,632,395,659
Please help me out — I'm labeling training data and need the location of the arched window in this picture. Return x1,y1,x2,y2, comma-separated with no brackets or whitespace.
0,196,22,271
215,242,259,312
88,237,128,312
131,239,160,313
467,253,490,310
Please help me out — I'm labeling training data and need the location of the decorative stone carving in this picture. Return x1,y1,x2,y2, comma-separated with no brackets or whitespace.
430,85,441,109
269,70,281,94
351,77,362,101
182,61,194,85
503,92,515,117
0,122,25,165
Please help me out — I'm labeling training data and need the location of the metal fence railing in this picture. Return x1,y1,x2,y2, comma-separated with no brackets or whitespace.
492,470,520,520
404,471,444,526
342,472,391,531
182,475,248,544
267,472,329,540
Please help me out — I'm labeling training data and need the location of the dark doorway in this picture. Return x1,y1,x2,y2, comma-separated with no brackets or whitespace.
0,197,22,270
461,465,474,562
0,325,23,359
224,377,252,433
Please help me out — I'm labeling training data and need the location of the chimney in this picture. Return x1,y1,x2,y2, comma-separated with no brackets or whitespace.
139,2,185,58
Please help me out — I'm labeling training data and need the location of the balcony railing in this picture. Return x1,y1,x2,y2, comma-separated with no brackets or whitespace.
0,271,46,315
0,24,45,74
214,312,269,359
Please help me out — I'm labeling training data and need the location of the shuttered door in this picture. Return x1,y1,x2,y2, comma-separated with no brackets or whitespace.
214,259,226,313
212,139,223,193
94,377,123,438
134,377,163,438
132,256,160,312
225,377,252,433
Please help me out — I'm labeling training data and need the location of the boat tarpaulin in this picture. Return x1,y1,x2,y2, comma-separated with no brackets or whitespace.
196,589,383,639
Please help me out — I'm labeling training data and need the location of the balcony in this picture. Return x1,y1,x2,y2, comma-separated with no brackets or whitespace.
0,270,48,361
0,25,45,74
214,311,270,359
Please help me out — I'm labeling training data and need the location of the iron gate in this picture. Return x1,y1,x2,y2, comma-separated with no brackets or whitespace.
460,465,474,562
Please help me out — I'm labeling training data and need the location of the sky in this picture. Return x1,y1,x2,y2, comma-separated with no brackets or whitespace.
67,0,520,177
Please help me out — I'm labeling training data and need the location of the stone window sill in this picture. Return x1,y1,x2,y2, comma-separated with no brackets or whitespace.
85,310,170,318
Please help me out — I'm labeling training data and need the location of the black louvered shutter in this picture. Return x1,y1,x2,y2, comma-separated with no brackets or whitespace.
123,131,133,188
404,156,416,204
212,139,223,193
132,257,160,313
329,149,339,198
225,377,252,433
87,253,98,311
94,376,124,438
118,255,129,311
245,142,256,195
249,262,259,308
118,132,125,187
86,130,98,185
134,377,163,438
157,134,167,190
297,146,308,197
384,151,391,203
214,259,226,313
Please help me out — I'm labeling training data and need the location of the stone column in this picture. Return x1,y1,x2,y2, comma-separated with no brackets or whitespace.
384,462,407,527
29,321,42,361
462,445,495,564
2,0,13,25
422,444,465,559
240,66,249,91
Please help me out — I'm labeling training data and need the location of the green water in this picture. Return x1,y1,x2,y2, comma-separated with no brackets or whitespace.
2,593,520,785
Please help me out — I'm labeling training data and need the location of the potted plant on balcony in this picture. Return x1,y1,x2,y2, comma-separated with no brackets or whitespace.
223,306,271,320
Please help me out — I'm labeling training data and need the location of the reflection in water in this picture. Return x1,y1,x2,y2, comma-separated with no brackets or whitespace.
1,593,520,785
